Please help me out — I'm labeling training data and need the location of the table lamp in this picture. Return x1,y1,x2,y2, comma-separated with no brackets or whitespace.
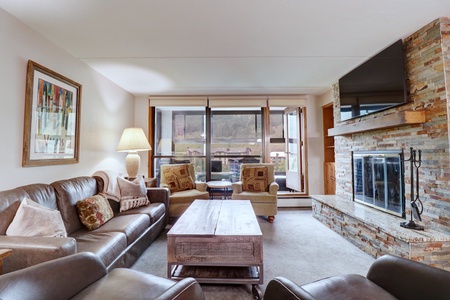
117,127,151,179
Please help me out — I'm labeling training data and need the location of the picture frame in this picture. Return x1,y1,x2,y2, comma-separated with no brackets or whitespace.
22,60,82,167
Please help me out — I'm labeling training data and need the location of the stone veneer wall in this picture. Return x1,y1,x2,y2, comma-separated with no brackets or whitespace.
332,18,450,235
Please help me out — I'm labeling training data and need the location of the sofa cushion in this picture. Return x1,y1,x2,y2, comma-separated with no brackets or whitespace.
242,166,268,192
52,177,100,234
90,214,151,245
76,194,114,231
119,203,166,224
6,198,67,237
71,231,128,268
301,274,397,300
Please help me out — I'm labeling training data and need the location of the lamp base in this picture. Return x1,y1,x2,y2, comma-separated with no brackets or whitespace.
400,220,424,231
125,151,140,179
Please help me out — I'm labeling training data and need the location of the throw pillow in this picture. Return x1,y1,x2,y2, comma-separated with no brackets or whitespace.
242,166,268,192
117,176,150,212
6,197,67,237
119,196,150,212
76,194,114,230
162,164,194,192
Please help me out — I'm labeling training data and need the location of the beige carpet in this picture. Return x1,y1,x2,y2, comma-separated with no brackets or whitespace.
131,208,375,299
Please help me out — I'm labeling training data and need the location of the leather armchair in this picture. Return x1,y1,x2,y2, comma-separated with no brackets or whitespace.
0,252,205,300
160,163,209,218
231,163,278,222
263,254,450,300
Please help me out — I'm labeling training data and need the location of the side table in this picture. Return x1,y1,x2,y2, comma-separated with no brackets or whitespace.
0,249,12,275
207,180,232,199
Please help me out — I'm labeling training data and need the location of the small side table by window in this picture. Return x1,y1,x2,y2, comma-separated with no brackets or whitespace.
207,181,232,199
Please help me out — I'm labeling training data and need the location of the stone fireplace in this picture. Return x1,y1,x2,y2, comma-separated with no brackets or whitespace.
312,18,450,271
352,150,404,217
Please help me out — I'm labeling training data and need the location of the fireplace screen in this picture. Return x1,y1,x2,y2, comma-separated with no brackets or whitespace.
352,150,405,217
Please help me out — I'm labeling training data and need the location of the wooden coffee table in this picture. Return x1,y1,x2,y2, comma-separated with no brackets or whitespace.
167,199,263,299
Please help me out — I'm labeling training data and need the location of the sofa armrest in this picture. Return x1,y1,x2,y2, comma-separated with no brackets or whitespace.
0,252,106,300
269,182,279,195
232,182,243,194
264,277,317,300
0,236,77,273
147,187,169,206
366,254,450,300
147,187,170,224
155,277,205,300
195,182,207,192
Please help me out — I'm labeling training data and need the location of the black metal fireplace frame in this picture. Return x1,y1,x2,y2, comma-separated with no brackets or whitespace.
351,150,406,218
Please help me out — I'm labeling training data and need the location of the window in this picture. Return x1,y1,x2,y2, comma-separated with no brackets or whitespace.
210,108,263,182
151,97,308,195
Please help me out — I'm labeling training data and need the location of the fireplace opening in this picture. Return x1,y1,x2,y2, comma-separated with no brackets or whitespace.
352,150,405,217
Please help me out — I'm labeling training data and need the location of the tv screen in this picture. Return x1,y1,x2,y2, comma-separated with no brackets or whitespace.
339,40,407,121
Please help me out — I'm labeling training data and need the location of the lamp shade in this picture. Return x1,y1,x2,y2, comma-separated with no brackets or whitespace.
117,128,151,152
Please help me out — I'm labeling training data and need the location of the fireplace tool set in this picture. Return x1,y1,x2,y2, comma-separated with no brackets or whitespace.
400,147,424,230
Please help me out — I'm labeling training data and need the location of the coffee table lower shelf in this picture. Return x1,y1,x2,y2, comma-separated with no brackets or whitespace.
169,265,261,284
169,265,263,299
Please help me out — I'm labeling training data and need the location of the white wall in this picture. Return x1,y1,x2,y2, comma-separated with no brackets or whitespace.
0,8,135,190
134,96,150,176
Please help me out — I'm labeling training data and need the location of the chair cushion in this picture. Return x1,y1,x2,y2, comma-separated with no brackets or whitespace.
170,189,209,204
301,274,397,300
232,191,276,203
242,166,268,192
162,164,195,192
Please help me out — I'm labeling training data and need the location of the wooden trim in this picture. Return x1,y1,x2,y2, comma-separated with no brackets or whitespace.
147,105,154,178
328,111,425,136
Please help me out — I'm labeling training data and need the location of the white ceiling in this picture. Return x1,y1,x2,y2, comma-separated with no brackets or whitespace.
1,0,450,96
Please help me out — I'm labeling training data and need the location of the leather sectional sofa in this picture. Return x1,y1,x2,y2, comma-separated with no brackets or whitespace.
0,252,205,300
263,254,450,300
0,176,169,273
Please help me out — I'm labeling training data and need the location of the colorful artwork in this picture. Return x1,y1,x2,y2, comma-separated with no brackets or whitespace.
34,79,75,155
23,60,82,167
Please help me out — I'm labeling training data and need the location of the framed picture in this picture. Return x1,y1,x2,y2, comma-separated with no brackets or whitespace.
22,60,82,167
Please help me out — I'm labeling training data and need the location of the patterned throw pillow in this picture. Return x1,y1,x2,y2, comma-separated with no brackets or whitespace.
117,176,150,212
76,194,114,230
162,164,195,192
242,166,268,192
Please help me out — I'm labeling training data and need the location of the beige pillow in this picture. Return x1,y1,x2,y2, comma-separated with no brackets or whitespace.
242,166,268,192
117,176,150,212
6,197,67,237
76,194,114,230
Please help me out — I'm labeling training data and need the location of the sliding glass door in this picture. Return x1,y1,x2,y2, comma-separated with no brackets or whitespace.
210,108,263,182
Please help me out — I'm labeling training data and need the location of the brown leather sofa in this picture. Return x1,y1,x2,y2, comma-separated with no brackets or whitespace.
0,252,205,300
263,254,450,300
0,176,169,273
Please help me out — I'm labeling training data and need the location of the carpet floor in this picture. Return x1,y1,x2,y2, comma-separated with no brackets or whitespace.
131,208,375,299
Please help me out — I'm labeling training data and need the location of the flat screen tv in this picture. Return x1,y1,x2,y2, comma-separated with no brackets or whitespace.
339,40,408,121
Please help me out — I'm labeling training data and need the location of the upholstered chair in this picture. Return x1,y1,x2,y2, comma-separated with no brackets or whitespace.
231,163,279,222
160,163,209,218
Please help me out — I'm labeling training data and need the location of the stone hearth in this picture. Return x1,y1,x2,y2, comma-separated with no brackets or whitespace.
312,195,450,271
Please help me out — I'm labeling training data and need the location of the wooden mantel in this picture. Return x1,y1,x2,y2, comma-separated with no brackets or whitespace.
328,111,426,136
